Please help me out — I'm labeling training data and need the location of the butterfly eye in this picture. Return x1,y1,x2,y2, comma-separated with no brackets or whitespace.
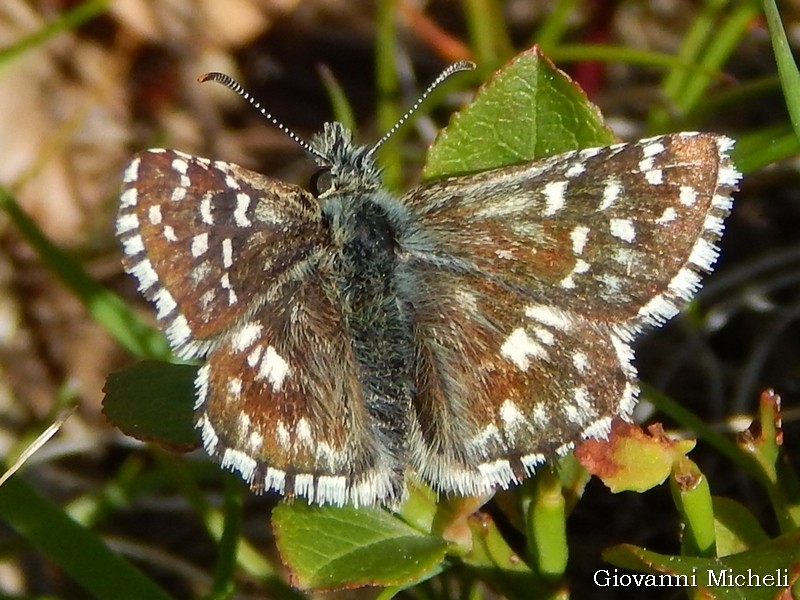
310,167,333,196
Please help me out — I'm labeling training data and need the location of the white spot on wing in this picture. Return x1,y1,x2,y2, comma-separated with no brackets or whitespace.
688,237,718,271
296,418,313,447
600,179,620,210
317,476,347,506
610,218,636,242
234,193,252,227
525,304,571,330
120,188,138,208
570,225,590,255
294,473,314,500
276,421,290,446
191,233,209,257
645,169,663,185
543,180,568,216
500,328,547,371
679,185,697,206
171,158,189,174
221,448,256,483
197,412,218,452
232,322,263,352
165,313,192,348
565,162,585,177
500,399,526,432
163,225,178,242
638,294,678,325
258,346,290,390
572,351,588,373
148,205,162,225
122,234,144,256
559,259,590,289
171,186,187,202
153,288,177,319
642,140,665,157
221,273,237,305
718,165,740,187
130,258,158,291
200,193,214,224
247,345,263,367
222,238,233,268
228,377,242,398
225,174,240,190
116,213,139,234
655,207,677,224
122,158,140,183
583,416,612,440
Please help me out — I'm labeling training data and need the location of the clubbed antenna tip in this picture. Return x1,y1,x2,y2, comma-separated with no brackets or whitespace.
368,60,476,156
198,71,328,161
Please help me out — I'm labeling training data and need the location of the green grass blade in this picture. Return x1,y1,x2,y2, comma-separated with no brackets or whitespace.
671,3,759,121
462,0,513,70
733,125,800,174
649,0,729,129
548,43,726,77
0,0,110,67
0,185,170,360
0,474,173,600
534,0,581,50
762,0,800,141
204,476,242,600
374,0,401,189
318,65,357,130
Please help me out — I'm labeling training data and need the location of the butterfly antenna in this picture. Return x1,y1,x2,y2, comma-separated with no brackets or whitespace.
367,60,476,157
198,72,329,162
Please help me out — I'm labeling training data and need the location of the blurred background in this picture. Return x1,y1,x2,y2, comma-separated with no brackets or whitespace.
1,1,799,598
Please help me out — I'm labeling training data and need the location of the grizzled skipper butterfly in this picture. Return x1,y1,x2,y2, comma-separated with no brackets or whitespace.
116,58,738,506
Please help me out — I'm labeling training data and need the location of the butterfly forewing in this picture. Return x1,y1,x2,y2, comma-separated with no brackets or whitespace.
117,150,326,359
405,133,736,331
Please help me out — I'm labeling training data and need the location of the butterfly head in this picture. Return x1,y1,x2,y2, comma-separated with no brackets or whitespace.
308,122,382,195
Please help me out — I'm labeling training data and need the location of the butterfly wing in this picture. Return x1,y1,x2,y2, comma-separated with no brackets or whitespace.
400,132,738,494
118,151,400,506
196,268,402,506
117,150,326,360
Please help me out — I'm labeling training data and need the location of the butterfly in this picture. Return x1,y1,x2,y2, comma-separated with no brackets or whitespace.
116,61,738,506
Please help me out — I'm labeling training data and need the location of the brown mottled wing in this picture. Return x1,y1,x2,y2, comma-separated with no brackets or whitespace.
400,133,738,494
117,150,400,506
117,149,325,360
195,269,402,506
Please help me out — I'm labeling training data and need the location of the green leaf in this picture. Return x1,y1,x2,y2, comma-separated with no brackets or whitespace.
712,496,769,557
272,503,448,591
575,421,695,493
103,361,198,448
604,530,800,600
423,45,616,179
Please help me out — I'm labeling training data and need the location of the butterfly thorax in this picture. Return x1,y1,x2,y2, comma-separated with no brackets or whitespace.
320,178,415,469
